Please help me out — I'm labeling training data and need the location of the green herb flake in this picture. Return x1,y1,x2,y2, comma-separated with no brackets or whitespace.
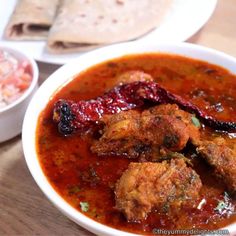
68,186,81,195
191,116,201,128
88,208,101,219
214,192,234,216
215,201,227,211
80,202,89,212
162,203,170,213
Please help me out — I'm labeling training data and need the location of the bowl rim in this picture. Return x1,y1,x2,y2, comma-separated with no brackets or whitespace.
22,41,236,236
0,45,39,113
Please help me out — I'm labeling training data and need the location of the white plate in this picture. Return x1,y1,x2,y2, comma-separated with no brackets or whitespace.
0,0,217,65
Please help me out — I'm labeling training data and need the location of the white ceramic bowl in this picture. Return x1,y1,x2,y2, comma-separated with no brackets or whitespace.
22,42,236,236
0,46,38,142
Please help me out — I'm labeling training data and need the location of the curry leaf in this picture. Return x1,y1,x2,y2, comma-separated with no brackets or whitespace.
80,202,89,212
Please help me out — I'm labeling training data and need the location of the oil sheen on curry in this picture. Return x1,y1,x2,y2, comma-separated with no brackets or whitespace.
36,54,236,234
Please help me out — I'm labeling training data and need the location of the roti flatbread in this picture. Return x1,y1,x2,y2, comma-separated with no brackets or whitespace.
4,0,60,40
47,0,172,53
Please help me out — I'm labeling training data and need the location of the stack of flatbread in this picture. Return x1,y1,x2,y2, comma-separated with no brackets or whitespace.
5,0,172,54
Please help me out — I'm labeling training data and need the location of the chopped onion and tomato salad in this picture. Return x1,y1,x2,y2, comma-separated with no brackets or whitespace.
0,49,32,109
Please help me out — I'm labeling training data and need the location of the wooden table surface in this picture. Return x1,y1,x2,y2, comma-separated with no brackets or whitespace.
1,0,236,235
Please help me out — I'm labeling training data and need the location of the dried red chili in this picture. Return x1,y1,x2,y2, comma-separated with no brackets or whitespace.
53,81,236,135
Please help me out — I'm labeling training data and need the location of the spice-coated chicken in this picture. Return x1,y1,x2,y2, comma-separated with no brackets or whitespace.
91,104,200,161
115,159,202,221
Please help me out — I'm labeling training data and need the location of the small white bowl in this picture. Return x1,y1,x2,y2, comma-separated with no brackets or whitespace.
22,42,236,236
0,46,38,142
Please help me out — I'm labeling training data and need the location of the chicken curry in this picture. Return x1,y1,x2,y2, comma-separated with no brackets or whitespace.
36,54,236,234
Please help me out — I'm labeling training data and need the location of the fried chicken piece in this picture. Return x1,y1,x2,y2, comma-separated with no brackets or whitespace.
115,159,202,221
141,114,189,150
99,110,140,140
197,137,236,195
93,110,145,158
91,104,200,160
115,70,153,85
143,104,200,145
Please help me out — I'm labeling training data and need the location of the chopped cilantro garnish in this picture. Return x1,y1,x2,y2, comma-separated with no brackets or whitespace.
214,192,234,216
80,202,89,212
191,116,201,127
68,185,81,195
215,201,227,211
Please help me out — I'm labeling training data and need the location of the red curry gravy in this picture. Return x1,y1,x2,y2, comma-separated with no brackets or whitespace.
36,54,236,234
